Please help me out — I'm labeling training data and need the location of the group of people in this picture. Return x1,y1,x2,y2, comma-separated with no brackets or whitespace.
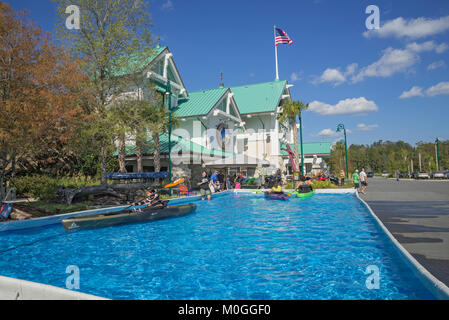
351,168,368,194
268,175,314,195
197,170,244,201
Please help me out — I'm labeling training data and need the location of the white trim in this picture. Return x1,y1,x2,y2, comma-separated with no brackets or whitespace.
163,53,173,79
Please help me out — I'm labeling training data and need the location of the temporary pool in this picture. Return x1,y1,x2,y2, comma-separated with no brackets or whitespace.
0,193,436,299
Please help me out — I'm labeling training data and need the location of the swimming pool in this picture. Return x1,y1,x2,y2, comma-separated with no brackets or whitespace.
0,193,435,299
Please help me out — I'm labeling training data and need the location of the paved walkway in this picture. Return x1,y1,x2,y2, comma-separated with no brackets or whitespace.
359,177,449,287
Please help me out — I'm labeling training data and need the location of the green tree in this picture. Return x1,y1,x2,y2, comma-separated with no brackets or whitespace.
52,0,154,184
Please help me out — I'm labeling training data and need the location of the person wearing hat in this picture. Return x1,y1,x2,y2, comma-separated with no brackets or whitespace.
352,169,360,193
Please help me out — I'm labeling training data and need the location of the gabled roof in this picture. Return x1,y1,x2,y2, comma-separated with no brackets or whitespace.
174,80,288,118
174,87,229,117
280,142,332,156
111,46,167,78
230,80,287,115
120,133,236,158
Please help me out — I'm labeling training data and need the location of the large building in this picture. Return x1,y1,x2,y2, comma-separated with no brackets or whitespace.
119,45,330,180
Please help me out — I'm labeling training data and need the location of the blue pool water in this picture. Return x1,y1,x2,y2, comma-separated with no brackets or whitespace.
0,193,435,300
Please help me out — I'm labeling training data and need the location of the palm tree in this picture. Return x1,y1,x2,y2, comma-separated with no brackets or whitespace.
278,99,309,173
137,94,177,176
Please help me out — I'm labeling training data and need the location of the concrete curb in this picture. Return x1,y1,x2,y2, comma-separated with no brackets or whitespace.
357,193,449,300
0,276,107,300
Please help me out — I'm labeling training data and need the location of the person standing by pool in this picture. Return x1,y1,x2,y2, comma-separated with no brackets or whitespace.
198,171,212,201
225,175,232,190
360,168,368,194
210,170,218,191
217,170,225,192
339,170,345,186
352,170,360,193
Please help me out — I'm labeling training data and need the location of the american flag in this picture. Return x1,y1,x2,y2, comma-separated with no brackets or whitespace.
275,28,293,46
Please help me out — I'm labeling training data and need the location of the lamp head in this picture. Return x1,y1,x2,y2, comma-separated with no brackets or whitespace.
336,124,345,133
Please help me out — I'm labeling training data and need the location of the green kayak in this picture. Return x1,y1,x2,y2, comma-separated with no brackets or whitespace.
293,191,314,198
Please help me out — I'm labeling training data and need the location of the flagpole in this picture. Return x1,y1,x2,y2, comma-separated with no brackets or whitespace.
274,25,279,80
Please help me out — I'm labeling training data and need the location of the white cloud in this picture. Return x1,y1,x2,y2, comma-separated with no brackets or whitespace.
316,128,353,138
399,86,424,99
399,82,449,98
318,68,346,85
317,129,343,138
427,60,447,70
308,97,379,116
363,15,449,39
356,124,379,131
426,81,449,97
290,71,302,82
161,0,174,10
314,63,358,86
352,41,446,83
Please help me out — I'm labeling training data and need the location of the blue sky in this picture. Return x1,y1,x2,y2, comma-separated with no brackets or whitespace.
7,0,449,146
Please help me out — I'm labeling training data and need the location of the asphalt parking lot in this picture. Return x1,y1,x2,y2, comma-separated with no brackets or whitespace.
359,177,449,287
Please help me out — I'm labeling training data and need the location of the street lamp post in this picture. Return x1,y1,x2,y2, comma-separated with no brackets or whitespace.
166,80,173,196
435,138,441,171
337,124,349,179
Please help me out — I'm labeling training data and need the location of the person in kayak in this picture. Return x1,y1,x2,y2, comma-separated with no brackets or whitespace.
269,182,284,194
132,189,167,211
296,176,313,193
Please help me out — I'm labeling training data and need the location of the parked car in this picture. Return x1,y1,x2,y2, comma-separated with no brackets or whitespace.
431,171,446,179
367,172,374,178
381,172,391,177
414,171,430,179
399,172,410,178
445,171,449,179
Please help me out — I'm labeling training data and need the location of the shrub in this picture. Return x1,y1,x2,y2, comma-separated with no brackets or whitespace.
11,175,59,200
285,181,295,189
11,174,100,201
311,180,336,189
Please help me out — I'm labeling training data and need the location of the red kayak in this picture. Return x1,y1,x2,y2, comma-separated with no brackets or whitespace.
264,192,289,201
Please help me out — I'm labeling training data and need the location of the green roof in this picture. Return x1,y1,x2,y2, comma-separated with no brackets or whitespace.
111,46,167,77
280,142,332,156
230,80,287,115
173,80,287,118
174,87,229,117
120,133,236,158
